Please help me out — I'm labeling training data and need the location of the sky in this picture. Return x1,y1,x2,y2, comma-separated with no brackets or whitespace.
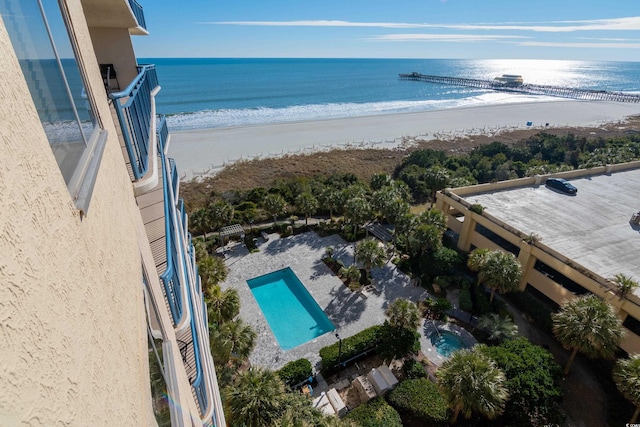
134,0,640,61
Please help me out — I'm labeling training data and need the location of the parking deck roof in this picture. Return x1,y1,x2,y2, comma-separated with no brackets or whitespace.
464,168,640,286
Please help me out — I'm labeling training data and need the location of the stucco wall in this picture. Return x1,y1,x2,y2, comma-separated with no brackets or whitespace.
0,14,156,426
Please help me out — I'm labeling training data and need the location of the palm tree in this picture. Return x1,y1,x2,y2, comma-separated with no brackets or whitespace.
197,255,228,291
343,196,372,237
418,208,447,230
468,249,522,303
192,238,208,260
370,173,390,190
613,354,640,424
467,247,491,272
552,294,624,375
210,318,256,366
355,238,386,283
205,285,240,325
438,347,509,423
339,264,361,287
423,165,449,203
372,186,397,223
477,313,518,342
410,223,443,254
209,199,234,230
190,207,209,239
225,367,285,427
319,187,341,221
295,192,318,225
385,298,421,331
386,199,410,225
263,193,287,227
611,273,639,299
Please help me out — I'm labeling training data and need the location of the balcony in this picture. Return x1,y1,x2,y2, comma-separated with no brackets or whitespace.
81,0,148,35
128,0,147,31
137,118,224,425
111,64,159,192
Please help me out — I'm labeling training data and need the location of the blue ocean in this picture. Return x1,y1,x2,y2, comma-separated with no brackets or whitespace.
144,58,640,131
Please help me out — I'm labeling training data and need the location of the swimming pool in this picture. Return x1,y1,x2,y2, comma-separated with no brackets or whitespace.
247,267,335,350
429,330,468,357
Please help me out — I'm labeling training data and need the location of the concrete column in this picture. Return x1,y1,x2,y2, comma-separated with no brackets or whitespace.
437,198,449,215
458,212,476,252
517,242,537,291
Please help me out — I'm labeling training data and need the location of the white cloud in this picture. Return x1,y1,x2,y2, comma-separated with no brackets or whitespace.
208,16,640,33
206,20,422,28
516,41,640,49
371,34,528,42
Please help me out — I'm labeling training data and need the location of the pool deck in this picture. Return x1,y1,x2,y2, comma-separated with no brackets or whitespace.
220,231,430,371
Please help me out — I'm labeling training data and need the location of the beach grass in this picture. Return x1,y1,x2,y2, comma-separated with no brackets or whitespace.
180,116,640,203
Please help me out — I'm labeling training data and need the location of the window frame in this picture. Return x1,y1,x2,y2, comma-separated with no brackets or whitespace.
2,0,107,217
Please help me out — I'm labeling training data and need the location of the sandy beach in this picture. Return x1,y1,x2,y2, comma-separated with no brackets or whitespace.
168,100,640,180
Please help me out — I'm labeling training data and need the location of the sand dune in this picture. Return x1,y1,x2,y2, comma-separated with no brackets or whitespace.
168,100,640,180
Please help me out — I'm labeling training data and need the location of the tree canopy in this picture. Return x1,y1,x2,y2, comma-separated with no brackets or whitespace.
552,294,624,374
480,337,563,426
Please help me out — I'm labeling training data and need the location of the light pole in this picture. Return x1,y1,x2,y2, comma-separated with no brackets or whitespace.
335,332,343,377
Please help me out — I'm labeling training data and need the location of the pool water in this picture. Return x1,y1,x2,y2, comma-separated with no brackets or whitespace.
247,267,335,350
429,330,467,357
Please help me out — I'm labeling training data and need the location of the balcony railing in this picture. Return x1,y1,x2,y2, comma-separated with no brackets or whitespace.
177,215,215,420
128,0,147,30
159,151,187,326
110,64,158,180
157,115,169,153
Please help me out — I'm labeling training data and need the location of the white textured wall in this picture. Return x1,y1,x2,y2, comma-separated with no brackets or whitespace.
0,9,156,426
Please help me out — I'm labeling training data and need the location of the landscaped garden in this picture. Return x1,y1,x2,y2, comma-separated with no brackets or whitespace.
185,131,640,426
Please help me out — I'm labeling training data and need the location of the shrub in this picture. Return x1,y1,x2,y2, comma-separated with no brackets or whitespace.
320,326,382,376
470,203,484,214
473,286,493,315
458,286,473,312
480,338,564,426
387,378,448,424
345,397,402,427
378,323,421,360
403,359,427,379
277,358,312,388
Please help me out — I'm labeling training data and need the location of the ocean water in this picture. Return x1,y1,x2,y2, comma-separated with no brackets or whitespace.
144,58,640,131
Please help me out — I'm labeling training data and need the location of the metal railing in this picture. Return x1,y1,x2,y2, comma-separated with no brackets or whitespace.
157,115,168,153
128,0,147,30
158,151,187,326
110,64,158,180
178,217,214,420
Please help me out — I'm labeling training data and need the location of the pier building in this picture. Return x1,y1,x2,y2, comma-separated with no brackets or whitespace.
400,72,640,103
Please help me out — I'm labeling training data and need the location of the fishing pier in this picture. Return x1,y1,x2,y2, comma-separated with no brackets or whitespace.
399,72,640,103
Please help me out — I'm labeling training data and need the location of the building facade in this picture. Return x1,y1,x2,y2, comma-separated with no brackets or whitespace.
436,162,640,355
0,1,225,425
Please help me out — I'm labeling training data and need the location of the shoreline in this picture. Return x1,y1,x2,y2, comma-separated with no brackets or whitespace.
168,100,640,181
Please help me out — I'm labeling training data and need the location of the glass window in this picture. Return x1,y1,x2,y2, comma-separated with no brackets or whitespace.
0,0,106,215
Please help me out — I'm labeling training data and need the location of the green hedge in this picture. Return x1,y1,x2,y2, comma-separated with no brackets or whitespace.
403,359,427,380
320,326,382,376
458,286,473,312
277,358,312,388
387,378,448,424
345,397,402,427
